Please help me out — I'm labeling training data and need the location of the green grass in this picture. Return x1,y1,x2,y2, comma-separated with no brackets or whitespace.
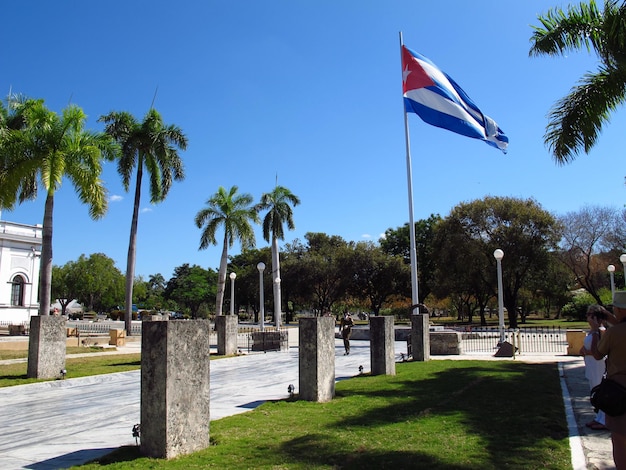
0,353,141,387
75,360,571,470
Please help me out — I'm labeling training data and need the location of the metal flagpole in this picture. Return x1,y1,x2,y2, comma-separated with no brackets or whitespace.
399,31,419,311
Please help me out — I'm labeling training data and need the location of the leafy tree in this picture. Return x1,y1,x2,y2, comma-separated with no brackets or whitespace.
434,196,562,328
164,264,217,318
56,253,124,312
51,264,74,315
557,205,621,303
195,186,259,316
257,185,300,325
529,0,626,162
349,242,410,315
0,100,115,316
381,214,442,302
99,109,187,335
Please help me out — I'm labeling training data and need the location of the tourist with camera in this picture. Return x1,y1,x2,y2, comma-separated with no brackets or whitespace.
581,304,609,430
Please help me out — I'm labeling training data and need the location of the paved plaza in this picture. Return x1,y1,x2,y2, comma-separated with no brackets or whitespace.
0,336,617,469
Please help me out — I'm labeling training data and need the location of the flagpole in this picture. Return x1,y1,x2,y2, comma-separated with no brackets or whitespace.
399,31,420,312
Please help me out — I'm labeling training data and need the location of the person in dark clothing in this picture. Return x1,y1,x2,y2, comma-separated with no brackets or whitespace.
339,313,354,355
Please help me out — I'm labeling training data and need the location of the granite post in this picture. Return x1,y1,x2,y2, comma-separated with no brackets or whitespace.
27,315,66,379
370,315,396,375
299,316,335,402
411,314,430,362
141,319,211,459
215,314,238,356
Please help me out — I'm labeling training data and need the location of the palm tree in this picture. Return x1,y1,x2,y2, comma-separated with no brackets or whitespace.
195,186,259,316
0,99,116,316
529,0,626,163
99,109,187,335
257,185,300,327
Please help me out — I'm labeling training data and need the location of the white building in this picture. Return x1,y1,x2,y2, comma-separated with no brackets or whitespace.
0,218,42,324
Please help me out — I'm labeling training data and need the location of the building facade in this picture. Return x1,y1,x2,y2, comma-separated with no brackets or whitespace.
0,219,42,324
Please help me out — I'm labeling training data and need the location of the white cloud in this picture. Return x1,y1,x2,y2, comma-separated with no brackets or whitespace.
109,194,123,202
361,233,371,239
141,207,153,214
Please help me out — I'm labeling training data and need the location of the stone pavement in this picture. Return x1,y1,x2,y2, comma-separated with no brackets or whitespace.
0,336,616,469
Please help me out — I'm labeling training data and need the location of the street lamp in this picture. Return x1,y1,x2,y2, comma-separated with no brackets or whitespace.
620,254,626,288
257,262,265,332
493,249,505,344
608,264,616,299
229,272,237,316
274,277,281,327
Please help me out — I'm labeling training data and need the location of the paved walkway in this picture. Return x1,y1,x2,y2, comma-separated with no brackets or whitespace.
0,338,616,469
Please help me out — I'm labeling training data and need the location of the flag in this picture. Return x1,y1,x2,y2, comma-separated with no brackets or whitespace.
401,45,508,153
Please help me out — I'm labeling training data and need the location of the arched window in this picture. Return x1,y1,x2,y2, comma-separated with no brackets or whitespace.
11,275,25,307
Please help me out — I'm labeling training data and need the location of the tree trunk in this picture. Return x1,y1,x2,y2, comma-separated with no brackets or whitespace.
38,193,54,316
125,164,143,336
215,232,228,316
271,237,281,327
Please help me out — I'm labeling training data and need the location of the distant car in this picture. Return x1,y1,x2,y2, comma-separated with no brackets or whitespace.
170,312,184,319
358,312,369,320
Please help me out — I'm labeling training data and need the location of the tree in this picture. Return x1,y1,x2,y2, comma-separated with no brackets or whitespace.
51,264,74,315
164,264,217,318
99,109,187,335
380,214,442,302
529,0,626,163
195,186,259,316
257,185,300,326
0,100,115,316
558,205,621,303
349,242,410,315
433,196,562,328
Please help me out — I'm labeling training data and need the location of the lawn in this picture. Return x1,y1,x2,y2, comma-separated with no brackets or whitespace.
74,359,571,470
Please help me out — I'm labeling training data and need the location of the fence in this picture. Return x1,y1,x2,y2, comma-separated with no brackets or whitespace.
456,326,567,354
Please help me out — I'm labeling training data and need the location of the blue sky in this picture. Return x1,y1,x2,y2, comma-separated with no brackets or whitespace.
2,1,625,280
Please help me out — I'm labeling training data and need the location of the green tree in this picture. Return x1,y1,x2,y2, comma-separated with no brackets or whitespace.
0,100,115,316
257,185,300,326
99,109,187,335
349,242,410,315
51,264,74,315
164,264,217,318
195,186,259,316
381,214,442,302
434,197,562,328
529,0,626,162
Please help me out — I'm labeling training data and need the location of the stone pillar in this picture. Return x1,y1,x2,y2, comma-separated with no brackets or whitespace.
299,316,335,402
215,315,238,356
27,315,66,379
370,315,396,376
141,320,211,459
411,314,430,362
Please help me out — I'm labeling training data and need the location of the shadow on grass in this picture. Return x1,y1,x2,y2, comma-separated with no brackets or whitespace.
327,361,567,468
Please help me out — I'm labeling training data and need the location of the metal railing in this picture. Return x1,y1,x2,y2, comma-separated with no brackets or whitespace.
456,326,567,354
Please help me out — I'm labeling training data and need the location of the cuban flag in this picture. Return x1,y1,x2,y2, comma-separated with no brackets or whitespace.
402,45,508,153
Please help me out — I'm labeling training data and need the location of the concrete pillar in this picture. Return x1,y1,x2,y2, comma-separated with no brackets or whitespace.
215,315,238,356
27,315,66,379
411,314,430,362
299,316,335,402
141,320,211,459
370,315,396,376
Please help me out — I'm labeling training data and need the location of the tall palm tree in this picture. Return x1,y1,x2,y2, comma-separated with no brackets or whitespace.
529,0,626,163
257,185,300,327
195,186,259,316
99,109,187,335
0,99,116,316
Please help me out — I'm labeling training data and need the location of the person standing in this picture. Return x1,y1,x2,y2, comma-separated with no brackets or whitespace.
581,304,608,430
590,291,626,469
339,312,354,355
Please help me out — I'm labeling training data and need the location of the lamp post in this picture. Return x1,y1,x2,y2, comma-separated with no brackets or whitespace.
493,249,505,344
274,277,281,327
257,262,265,332
620,254,626,288
608,264,616,299
229,272,236,316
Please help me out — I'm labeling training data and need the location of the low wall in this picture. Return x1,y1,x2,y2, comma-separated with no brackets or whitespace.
337,326,461,355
